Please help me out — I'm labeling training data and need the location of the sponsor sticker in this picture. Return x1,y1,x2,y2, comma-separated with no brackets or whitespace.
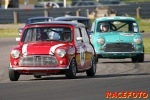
80,47,85,66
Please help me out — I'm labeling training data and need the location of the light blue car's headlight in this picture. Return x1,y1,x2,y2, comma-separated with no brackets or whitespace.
97,38,105,45
134,38,142,44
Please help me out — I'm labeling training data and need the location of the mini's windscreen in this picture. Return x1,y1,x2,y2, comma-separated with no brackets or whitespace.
22,27,72,43
97,20,138,33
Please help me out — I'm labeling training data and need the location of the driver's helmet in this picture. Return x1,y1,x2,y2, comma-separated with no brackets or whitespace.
100,22,110,32
62,28,71,41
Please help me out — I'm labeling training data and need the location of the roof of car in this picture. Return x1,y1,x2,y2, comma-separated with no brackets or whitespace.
27,16,54,20
26,21,85,27
95,16,136,21
55,16,90,21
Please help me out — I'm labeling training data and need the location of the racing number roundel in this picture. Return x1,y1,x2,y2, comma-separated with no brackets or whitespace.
80,46,85,66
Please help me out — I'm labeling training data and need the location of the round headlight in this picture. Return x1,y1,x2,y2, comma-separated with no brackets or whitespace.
134,38,142,44
11,50,20,58
97,38,105,45
56,49,66,58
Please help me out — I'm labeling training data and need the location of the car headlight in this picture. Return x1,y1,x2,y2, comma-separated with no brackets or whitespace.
56,49,66,58
11,50,20,59
97,38,105,45
134,38,142,44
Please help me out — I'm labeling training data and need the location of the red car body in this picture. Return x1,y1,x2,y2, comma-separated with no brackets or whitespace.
9,21,97,81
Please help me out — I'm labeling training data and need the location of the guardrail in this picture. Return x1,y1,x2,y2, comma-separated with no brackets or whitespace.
0,2,150,24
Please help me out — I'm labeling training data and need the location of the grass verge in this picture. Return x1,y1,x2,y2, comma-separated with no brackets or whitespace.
0,28,18,38
143,38,150,54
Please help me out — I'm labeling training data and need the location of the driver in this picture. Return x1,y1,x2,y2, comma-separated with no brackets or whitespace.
63,32,71,42
62,28,71,42
100,22,110,32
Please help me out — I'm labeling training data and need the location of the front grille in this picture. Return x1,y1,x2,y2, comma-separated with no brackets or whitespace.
19,55,58,66
104,43,134,52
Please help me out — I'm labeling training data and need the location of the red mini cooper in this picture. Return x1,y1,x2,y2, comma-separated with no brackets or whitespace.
9,21,97,81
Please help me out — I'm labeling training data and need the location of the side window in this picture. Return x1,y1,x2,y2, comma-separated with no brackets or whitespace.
81,27,89,43
132,22,139,33
23,29,33,42
75,28,82,43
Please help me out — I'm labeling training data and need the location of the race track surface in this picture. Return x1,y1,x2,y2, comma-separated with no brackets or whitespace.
0,38,150,100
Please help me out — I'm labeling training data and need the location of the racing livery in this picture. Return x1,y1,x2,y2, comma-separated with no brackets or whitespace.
91,16,144,62
9,21,97,81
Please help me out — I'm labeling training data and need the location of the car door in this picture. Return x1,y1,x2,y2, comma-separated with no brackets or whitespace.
75,27,87,70
80,27,93,69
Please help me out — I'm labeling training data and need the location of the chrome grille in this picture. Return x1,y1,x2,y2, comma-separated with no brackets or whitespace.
104,43,134,52
19,55,58,66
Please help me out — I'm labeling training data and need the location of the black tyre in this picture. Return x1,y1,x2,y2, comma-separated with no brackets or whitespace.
131,56,138,62
132,47,144,63
95,55,98,64
34,75,42,78
9,69,20,81
138,47,144,62
86,56,97,77
65,58,77,79
137,53,144,62
131,53,144,63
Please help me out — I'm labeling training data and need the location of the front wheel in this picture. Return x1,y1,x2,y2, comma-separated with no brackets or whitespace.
131,53,144,63
137,53,144,62
86,56,97,77
65,58,77,79
9,69,20,81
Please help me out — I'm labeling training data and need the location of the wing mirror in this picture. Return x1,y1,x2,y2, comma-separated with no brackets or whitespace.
140,30,144,33
16,37,20,41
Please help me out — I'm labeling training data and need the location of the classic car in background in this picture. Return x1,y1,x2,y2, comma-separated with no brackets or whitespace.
9,21,97,81
54,16,92,36
91,16,144,63
18,16,54,36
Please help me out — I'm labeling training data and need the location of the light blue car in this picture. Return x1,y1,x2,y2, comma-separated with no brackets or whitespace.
91,16,144,62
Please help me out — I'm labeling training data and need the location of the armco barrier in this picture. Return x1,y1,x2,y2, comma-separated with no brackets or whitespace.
0,6,96,24
0,2,150,24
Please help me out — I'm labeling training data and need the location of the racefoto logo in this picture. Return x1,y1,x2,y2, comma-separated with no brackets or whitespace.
106,91,148,99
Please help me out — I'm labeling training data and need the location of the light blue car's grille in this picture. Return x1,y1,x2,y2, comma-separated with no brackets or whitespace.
104,43,134,52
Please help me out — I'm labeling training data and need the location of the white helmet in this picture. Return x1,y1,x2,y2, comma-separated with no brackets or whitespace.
100,22,109,31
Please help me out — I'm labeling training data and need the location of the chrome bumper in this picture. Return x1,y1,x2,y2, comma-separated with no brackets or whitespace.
96,51,144,54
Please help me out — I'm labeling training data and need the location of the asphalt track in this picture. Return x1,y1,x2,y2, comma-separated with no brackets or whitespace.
0,36,150,100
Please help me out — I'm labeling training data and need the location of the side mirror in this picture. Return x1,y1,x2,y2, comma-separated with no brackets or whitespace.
18,28,23,36
76,37,83,41
140,30,144,33
16,37,20,41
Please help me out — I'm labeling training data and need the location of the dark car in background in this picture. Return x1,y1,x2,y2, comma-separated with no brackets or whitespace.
18,16,54,36
99,0,126,5
71,1,101,7
55,16,92,35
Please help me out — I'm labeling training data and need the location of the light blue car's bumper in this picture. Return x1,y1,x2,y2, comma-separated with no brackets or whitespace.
96,51,144,58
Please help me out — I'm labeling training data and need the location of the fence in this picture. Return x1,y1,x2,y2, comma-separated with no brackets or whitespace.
0,2,150,24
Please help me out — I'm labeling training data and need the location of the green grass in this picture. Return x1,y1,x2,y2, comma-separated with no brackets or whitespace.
0,28,18,38
137,19,150,33
143,38,150,54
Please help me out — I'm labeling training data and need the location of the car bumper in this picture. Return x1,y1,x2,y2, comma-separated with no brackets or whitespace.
96,51,144,58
